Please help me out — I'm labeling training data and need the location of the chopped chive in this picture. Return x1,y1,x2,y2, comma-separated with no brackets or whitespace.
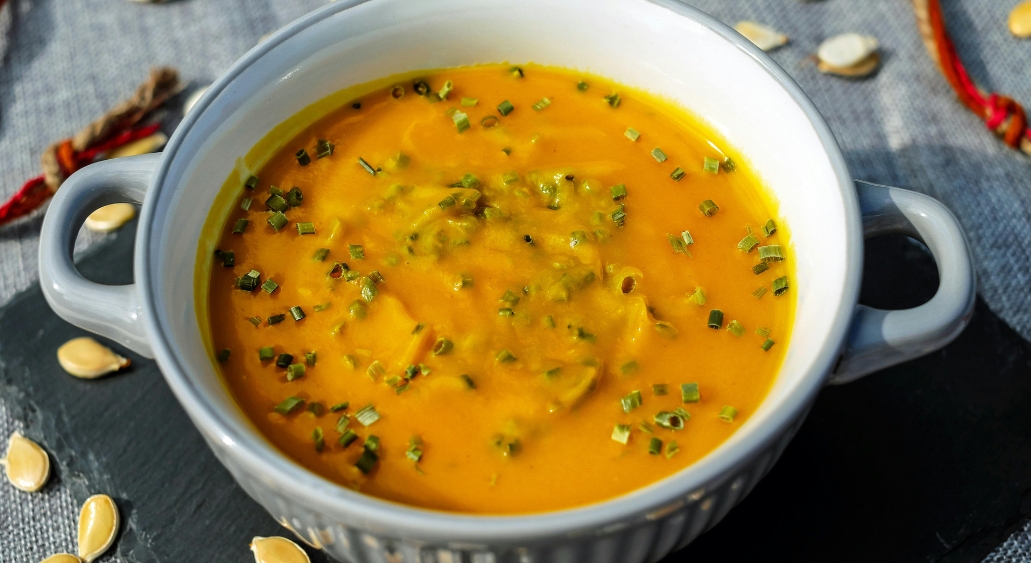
457,173,480,188
267,314,286,325
500,289,521,307
648,437,663,455
758,245,785,263
681,383,700,403
407,442,424,462
368,270,384,284
312,427,325,452
621,389,643,413
674,406,691,421
665,440,680,459
313,302,331,312
247,317,261,327
652,384,668,396
543,315,556,329
411,322,425,335
495,349,517,363
235,275,259,291
612,424,632,445
727,320,745,337
654,411,685,430
270,186,283,197
501,147,512,155
358,157,377,176
762,219,778,237
574,326,597,343
621,360,639,375
337,429,358,449
510,66,524,78
273,396,304,415
240,197,253,211
330,402,349,412
477,115,499,130
286,363,305,381
267,211,288,231
460,97,478,107
460,374,476,389
452,273,473,290
366,360,384,380
395,383,410,394
703,157,720,174
719,406,738,423
261,279,279,294
670,167,686,181
307,402,324,416
289,306,305,321
498,307,515,317
312,248,329,261
265,194,288,212
405,364,419,379
721,157,737,172
603,93,621,108
668,233,689,254
707,309,724,329
543,367,562,378
452,110,470,133
611,205,627,227
772,276,790,296
360,277,378,302
316,139,334,159
344,355,360,370
655,321,678,339
752,262,770,275
570,230,589,248
355,448,379,474
217,349,230,363
577,81,589,91
335,415,351,434
220,249,235,266
753,286,768,299
497,100,514,116
296,149,311,166
231,219,248,234
624,127,640,142
286,187,303,207
437,80,453,100
413,80,430,96
699,200,719,217
305,351,317,366
651,148,668,163
438,195,456,210
432,338,453,355
348,245,365,260
418,363,431,376
296,222,316,235
762,338,776,351
610,184,628,201
355,404,381,426
756,327,771,337
690,286,707,306
738,234,760,252
245,175,259,190
531,97,552,111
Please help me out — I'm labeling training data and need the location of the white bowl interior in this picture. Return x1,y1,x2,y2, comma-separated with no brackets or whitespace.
145,0,852,522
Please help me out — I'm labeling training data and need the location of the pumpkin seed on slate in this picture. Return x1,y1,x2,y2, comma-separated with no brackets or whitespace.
250,536,311,563
1,432,50,492
57,337,131,379
734,21,789,51
83,203,136,233
78,494,119,563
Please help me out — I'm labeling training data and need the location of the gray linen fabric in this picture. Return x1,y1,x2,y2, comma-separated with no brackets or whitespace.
1,0,1029,561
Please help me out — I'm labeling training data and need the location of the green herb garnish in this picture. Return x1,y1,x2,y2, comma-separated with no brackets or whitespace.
719,406,738,422
681,383,700,403
612,424,631,445
621,390,643,413
355,404,381,427
651,148,668,163
772,276,789,296
497,100,514,116
273,396,304,415
232,219,248,234
295,149,310,166
703,157,720,174
624,128,640,142
699,200,719,217
296,222,316,235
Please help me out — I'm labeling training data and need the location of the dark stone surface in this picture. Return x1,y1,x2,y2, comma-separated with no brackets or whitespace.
1,225,1028,563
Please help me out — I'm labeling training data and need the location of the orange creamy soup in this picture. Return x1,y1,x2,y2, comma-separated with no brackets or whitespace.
201,64,793,514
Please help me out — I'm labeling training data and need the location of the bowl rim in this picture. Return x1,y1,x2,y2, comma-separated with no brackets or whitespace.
138,0,862,542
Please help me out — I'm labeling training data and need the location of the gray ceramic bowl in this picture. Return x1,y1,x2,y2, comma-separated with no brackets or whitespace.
38,0,976,561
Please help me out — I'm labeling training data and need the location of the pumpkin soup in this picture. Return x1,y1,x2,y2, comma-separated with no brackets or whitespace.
202,64,793,514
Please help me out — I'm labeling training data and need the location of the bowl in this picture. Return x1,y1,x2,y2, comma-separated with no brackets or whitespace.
37,0,975,560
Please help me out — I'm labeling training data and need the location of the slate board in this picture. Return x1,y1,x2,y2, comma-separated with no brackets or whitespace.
1,221,1029,562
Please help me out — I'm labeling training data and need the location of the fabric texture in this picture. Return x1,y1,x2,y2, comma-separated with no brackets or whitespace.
0,0,1028,561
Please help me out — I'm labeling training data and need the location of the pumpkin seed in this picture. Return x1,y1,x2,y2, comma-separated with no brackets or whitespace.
57,337,131,379
250,536,311,563
83,203,136,233
817,33,879,68
183,85,210,115
105,132,167,159
1010,1,1031,38
40,555,82,563
734,21,789,51
818,52,881,78
77,494,119,563
0,432,50,492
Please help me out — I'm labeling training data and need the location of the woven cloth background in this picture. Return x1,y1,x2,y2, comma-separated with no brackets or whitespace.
1,0,1029,561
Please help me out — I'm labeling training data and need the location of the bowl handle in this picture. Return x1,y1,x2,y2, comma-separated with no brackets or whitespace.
828,179,973,381
828,180,975,384
38,154,160,359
